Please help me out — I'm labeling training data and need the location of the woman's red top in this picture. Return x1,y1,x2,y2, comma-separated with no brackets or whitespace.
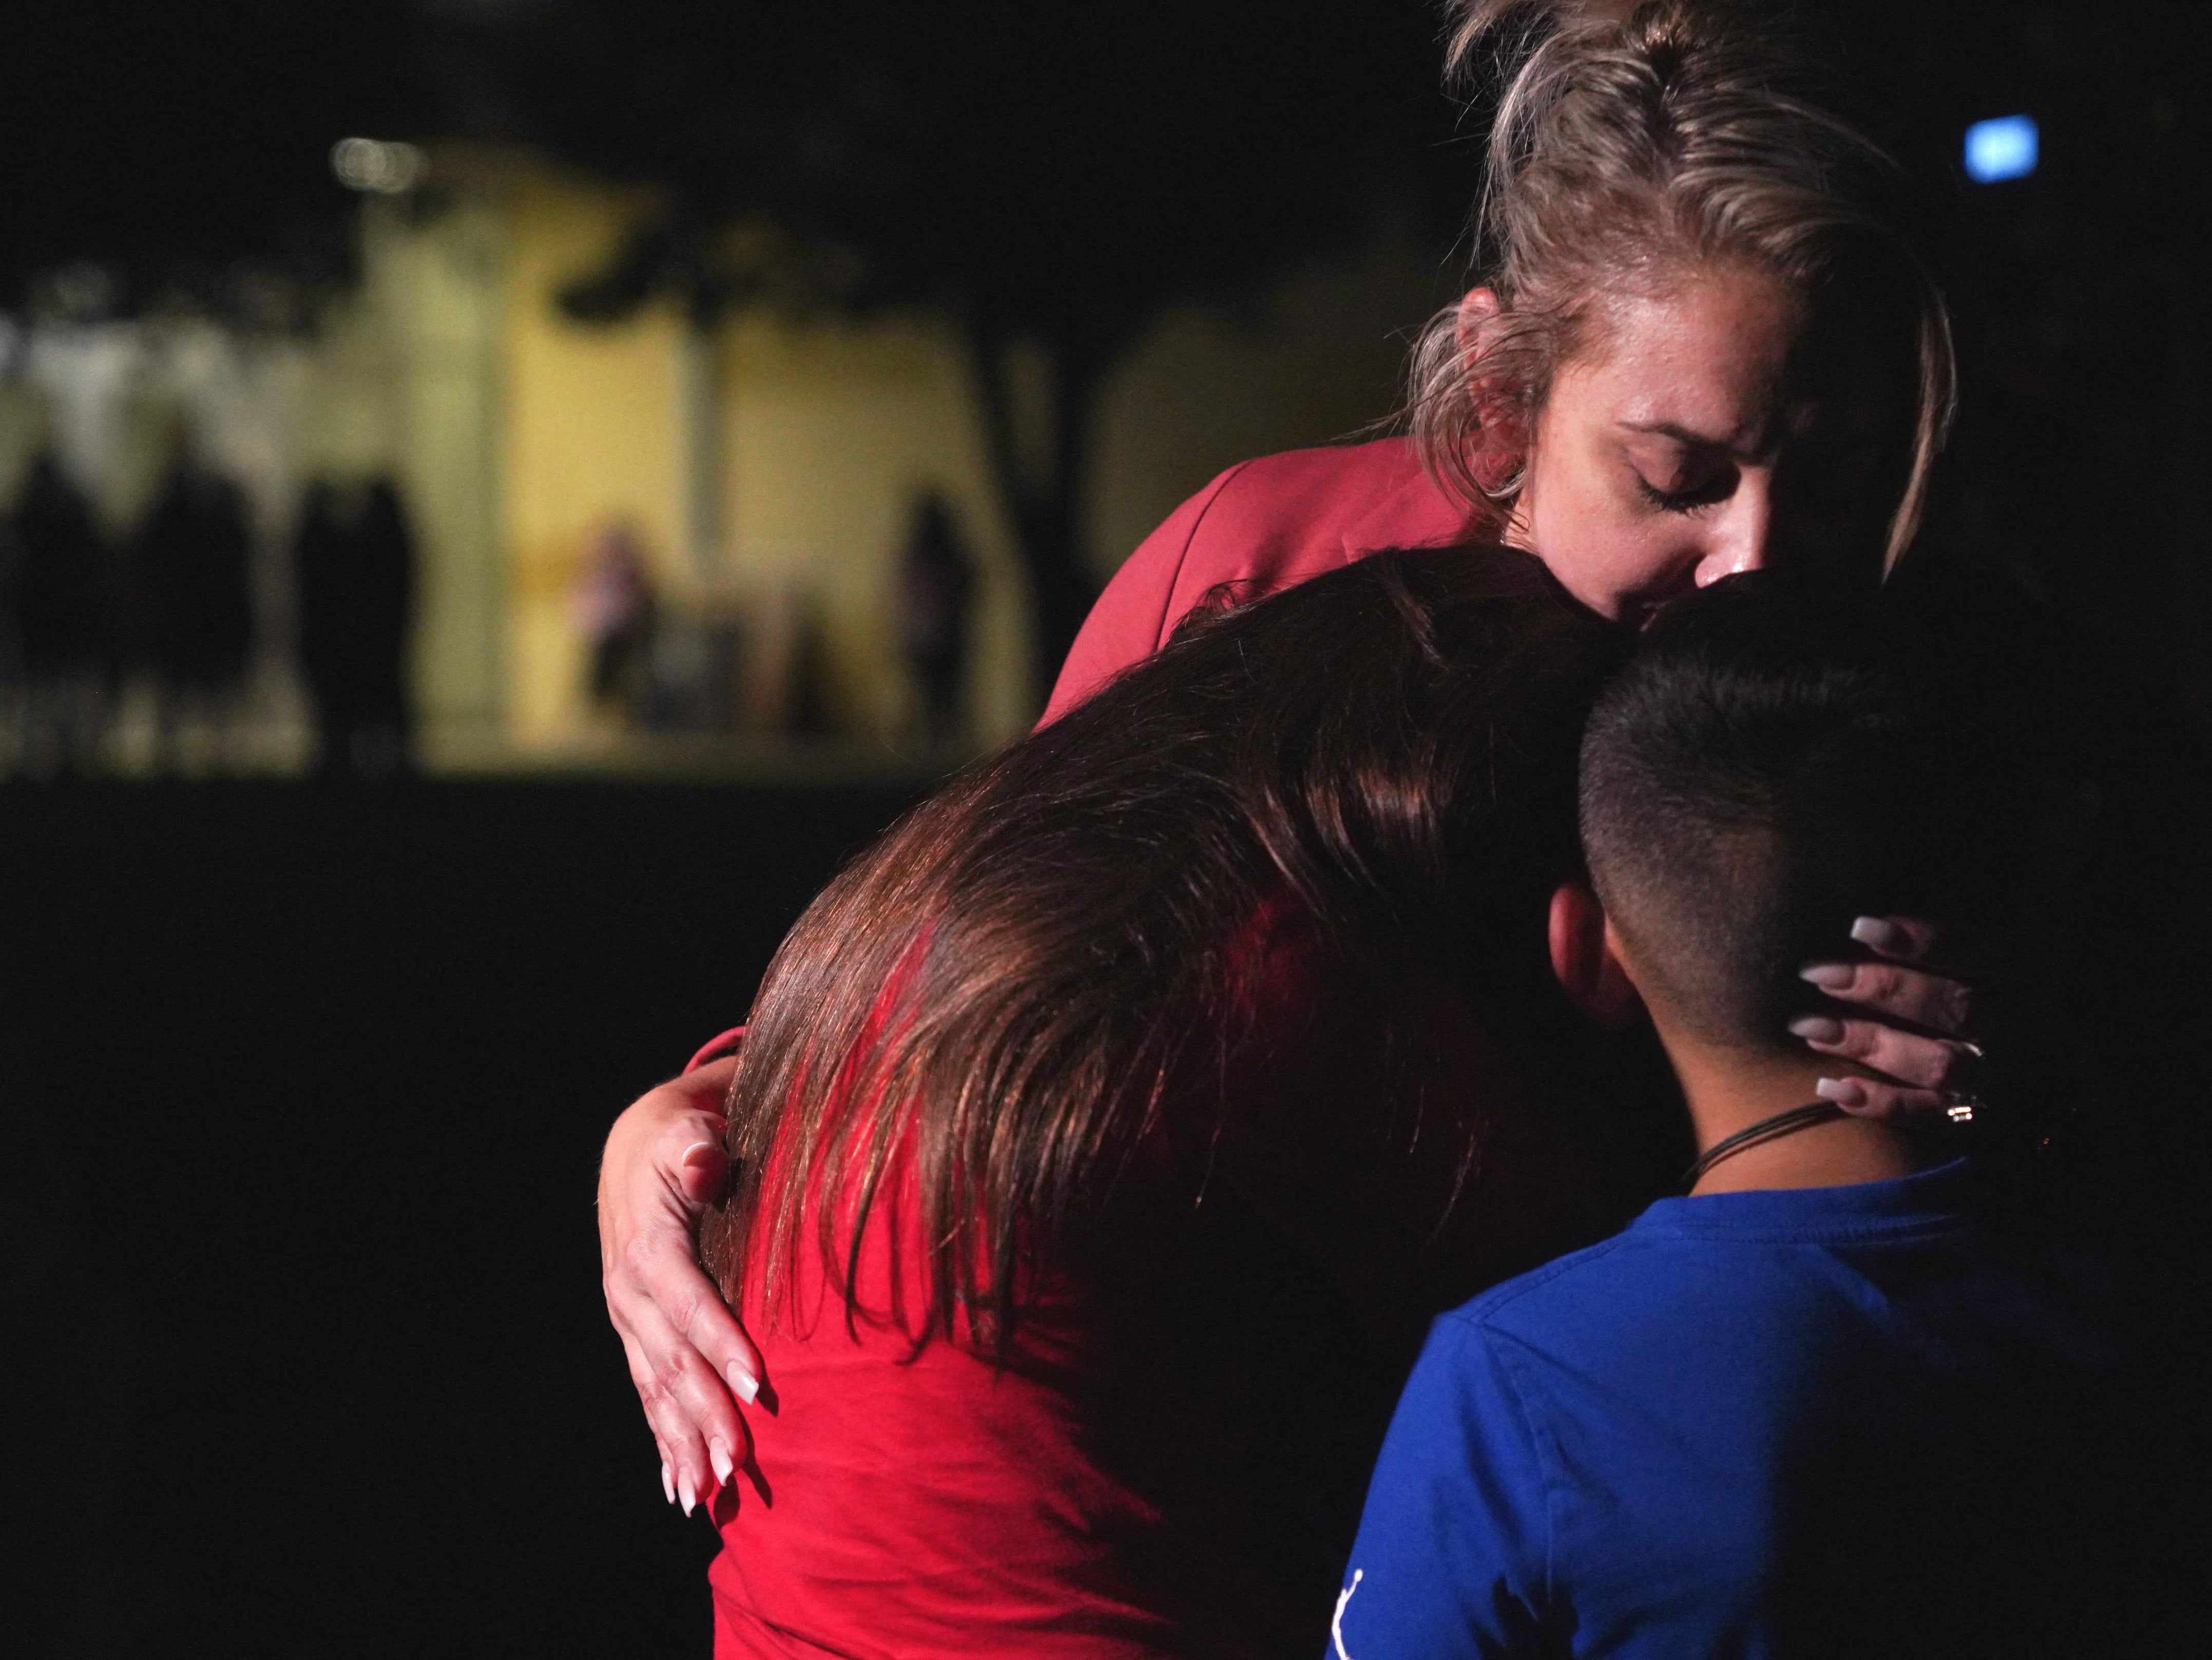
703,1146,1191,1658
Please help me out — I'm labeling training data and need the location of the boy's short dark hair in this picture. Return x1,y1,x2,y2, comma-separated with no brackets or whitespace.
1578,576,1959,1055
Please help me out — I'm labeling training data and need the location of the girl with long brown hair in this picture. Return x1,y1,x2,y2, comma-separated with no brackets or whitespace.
698,546,1630,1655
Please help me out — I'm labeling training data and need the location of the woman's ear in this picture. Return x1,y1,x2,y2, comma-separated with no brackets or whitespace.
1454,288,1528,497
1455,285,1502,357
1548,880,1644,1029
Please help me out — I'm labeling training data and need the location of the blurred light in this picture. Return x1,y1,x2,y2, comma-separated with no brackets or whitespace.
332,137,427,195
1964,116,2038,184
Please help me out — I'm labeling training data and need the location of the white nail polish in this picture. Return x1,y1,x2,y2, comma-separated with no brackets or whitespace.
728,1363,760,1406
709,1438,735,1487
1850,916,1907,953
680,1139,717,1168
661,1461,675,1506
680,1476,697,1517
1816,1076,1869,1109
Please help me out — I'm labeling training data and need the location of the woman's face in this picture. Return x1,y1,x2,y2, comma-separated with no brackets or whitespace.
1496,264,1912,623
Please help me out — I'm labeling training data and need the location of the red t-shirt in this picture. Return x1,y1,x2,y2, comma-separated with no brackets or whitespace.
704,1156,1191,1658
690,1047,1593,1656
694,443,1563,1658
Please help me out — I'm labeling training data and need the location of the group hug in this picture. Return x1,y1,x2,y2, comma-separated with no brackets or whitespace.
594,3,2191,1653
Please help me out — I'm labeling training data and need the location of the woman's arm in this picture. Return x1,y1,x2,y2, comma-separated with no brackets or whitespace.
597,1054,764,1515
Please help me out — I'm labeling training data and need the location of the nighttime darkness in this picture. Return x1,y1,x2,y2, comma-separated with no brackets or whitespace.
4,2,2208,1654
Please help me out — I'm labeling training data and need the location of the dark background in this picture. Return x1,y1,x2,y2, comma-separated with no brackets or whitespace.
5,1,2209,1651
3,779,925,1652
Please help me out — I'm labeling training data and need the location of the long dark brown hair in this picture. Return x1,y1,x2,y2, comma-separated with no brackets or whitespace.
702,546,1626,1346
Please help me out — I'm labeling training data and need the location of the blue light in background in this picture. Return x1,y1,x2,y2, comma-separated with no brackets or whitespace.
1965,115,2038,183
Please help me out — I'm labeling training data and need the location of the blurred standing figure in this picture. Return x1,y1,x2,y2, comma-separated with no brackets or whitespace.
572,519,657,718
133,460,255,769
896,492,974,748
8,453,112,772
294,476,416,778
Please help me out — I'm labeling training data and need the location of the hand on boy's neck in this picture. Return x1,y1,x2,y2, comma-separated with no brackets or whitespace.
1547,882,1936,1198
1650,1009,1935,1197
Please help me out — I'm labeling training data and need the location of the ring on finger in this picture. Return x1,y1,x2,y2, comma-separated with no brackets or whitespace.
1943,1040,1988,1123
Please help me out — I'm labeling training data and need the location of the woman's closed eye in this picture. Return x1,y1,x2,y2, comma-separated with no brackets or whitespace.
1634,465,1735,513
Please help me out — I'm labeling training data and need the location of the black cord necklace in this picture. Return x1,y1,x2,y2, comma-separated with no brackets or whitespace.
1682,1101,1848,1192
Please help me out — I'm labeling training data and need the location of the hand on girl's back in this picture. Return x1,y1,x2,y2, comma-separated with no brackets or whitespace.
597,1056,766,1516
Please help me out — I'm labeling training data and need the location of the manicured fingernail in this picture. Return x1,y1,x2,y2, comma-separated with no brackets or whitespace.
1850,916,1909,953
680,1139,719,1169
1788,1016,1845,1046
709,1438,735,1488
660,1460,675,1505
1816,1076,1870,1110
727,1362,760,1405
680,1475,697,1517
1799,963,1855,990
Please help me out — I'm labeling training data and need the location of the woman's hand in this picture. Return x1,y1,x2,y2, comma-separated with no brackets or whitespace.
597,1056,764,1515
1789,915,1981,1121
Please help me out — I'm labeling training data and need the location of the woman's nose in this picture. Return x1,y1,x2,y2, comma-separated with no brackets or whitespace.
1693,477,1774,585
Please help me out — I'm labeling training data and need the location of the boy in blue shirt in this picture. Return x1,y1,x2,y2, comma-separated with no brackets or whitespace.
1331,578,2156,1657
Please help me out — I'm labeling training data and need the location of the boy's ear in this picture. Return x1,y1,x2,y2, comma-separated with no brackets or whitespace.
1548,880,1644,1029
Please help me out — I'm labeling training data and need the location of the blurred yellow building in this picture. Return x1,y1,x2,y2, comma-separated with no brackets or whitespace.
4,145,1453,772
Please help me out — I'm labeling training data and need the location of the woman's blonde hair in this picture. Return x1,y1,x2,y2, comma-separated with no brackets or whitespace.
1409,0,1955,570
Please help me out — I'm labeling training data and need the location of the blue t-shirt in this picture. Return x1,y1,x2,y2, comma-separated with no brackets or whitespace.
1330,1160,2133,1659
